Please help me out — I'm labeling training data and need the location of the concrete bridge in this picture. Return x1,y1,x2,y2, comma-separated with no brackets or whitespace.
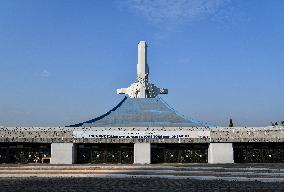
0,126,283,165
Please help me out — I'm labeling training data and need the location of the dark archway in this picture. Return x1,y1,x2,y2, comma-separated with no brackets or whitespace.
151,143,208,163
0,142,51,163
77,143,133,164
233,142,284,163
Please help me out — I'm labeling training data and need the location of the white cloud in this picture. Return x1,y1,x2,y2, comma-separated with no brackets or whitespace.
123,0,230,25
39,70,51,77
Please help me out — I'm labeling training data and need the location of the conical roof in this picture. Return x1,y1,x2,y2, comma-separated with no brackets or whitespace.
68,96,205,127
67,42,208,127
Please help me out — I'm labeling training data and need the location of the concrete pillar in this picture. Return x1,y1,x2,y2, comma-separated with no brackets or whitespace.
208,143,234,164
134,143,151,164
51,143,76,164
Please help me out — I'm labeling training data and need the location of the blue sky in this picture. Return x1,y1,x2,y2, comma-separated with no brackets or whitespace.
0,0,283,127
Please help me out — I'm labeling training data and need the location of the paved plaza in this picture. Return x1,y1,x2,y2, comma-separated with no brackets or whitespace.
0,177,283,192
0,164,283,191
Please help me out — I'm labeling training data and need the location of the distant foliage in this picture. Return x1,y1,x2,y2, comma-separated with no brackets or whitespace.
271,121,284,126
229,118,234,127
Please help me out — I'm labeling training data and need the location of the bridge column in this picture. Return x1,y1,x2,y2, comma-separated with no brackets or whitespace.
51,143,76,164
134,143,151,164
208,143,234,164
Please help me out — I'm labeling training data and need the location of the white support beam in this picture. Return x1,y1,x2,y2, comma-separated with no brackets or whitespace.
134,143,151,164
51,143,76,164
208,143,234,164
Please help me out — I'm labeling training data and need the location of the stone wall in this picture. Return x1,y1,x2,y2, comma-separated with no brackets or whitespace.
0,126,283,143
210,127,284,142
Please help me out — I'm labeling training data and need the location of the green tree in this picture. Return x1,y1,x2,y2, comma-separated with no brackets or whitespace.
229,118,234,127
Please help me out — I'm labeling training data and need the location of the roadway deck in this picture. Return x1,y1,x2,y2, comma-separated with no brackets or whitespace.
0,164,283,191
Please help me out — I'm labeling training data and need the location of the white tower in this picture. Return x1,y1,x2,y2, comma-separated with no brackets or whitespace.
117,41,168,98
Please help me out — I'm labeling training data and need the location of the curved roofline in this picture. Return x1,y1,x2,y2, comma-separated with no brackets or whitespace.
66,96,127,127
67,96,213,127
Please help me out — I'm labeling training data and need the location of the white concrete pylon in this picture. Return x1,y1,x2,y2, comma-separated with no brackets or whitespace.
208,143,234,164
117,41,168,98
137,41,149,82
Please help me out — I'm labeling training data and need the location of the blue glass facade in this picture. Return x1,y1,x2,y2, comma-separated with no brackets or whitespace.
68,97,205,127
